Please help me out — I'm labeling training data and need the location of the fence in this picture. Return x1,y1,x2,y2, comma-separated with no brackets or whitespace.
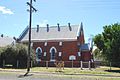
0,60,120,71
0,60,28,68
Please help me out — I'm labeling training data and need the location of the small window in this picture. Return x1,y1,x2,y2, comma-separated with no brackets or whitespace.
59,42,62,46
78,52,81,56
69,55,76,60
44,42,47,46
59,52,62,56
44,52,47,56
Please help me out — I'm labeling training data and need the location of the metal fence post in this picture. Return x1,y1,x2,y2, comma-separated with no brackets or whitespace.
89,61,91,70
17,60,19,68
72,60,73,68
110,62,111,71
3,60,5,68
46,61,48,69
31,61,33,68
80,61,83,70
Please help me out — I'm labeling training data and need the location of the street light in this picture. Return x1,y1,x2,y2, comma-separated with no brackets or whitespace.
24,0,37,76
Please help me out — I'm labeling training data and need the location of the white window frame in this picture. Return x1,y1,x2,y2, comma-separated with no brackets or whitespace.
59,52,62,56
44,42,47,46
50,47,57,61
31,42,33,47
36,47,42,61
78,52,81,56
44,52,47,56
59,42,62,46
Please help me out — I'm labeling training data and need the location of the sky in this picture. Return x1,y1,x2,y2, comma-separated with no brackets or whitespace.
0,0,120,42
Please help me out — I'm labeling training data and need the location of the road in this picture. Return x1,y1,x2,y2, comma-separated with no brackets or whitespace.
0,71,120,80
0,72,82,80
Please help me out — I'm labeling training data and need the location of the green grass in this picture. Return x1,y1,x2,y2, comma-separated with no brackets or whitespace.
0,66,120,80
30,67,120,80
31,66,120,75
0,66,119,75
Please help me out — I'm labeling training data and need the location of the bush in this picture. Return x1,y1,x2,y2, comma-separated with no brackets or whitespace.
0,47,4,67
0,44,35,68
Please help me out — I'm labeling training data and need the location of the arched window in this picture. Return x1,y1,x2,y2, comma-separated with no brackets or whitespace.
50,47,57,61
36,47,42,61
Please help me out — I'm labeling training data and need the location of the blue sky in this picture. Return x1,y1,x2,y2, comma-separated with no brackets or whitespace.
0,0,120,42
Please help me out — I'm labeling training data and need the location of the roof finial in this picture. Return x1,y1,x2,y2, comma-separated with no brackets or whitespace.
68,23,72,31
57,23,60,31
80,22,85,44
1,34,3,37
36,25,39,32
47,24,49,32
81,22,83,30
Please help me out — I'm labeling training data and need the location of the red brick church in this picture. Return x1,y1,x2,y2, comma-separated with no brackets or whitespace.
18,22,93,67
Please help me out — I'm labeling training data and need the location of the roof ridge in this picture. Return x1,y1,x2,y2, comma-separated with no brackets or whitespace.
31,24,79,29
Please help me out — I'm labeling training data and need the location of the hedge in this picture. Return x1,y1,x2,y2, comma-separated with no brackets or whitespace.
0,44,35,68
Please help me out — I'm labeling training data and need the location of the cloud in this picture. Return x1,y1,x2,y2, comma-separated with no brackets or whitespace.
38,20,48,27
0,6,14,15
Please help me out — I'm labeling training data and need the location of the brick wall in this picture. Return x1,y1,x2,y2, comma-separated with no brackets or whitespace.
32,40,92,67
33,41,80,61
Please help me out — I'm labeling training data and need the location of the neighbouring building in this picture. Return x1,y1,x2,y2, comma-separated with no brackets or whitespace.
0,34,15,47
18,23,93,67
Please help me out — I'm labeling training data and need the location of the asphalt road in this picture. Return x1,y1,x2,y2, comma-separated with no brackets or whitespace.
0,72,80,80
0,71,77,80
0,71,120,80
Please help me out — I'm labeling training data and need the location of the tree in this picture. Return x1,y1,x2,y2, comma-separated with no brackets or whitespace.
0,47,4,66
94,23,120,67
0,44,35,68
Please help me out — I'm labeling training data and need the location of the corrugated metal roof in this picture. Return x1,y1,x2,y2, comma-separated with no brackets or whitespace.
19,24,80,42
0,36,14,47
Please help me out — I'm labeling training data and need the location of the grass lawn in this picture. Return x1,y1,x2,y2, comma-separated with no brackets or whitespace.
31,66,120,80
31,66,120,75
0,66,120,80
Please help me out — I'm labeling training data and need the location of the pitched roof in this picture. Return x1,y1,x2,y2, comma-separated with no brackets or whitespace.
0,35,14,47
18,24,81,42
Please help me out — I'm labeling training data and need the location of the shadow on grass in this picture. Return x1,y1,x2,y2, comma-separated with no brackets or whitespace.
105,70,120,73
18,74,33,78
55,71,64,73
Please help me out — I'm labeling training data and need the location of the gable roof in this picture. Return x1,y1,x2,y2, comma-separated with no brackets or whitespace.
18,24,81,42
0,35,15,47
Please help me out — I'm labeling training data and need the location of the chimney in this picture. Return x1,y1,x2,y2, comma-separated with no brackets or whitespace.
47,24,49,32
57,23,60,31
36,25,39,32
68,23,72,31
1,34,3,37
13,37,16,40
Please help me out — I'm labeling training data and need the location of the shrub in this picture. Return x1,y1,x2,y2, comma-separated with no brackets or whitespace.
0,47,4,67
0,44,35,68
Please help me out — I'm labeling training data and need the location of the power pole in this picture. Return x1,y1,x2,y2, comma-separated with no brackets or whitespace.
24,0,37,76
